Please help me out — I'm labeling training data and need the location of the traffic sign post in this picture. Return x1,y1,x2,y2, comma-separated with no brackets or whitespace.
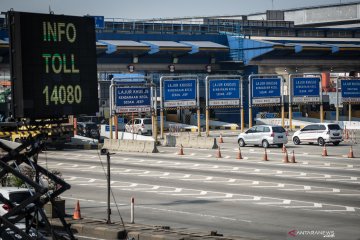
289,74,322,129
336,77,360,122
205,76,243,136
109,76,155,140
160,76,199,138
248,75,284,128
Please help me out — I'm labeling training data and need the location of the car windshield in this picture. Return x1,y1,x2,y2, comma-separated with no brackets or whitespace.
328,124,341,130
9,192,32,204
272,126,286,133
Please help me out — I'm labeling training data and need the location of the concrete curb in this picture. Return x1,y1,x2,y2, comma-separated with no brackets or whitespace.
49,218,254,240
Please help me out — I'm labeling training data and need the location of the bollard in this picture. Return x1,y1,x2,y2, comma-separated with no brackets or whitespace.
131,197,135,224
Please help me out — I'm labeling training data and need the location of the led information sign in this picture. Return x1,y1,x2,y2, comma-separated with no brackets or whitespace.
115,87,151,113
292,77,320,103
252,78,281,105
209,79,240,106
9,12,98,118
341,79,360,103
163,80,196,107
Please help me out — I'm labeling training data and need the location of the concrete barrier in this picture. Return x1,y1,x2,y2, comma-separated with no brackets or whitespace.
103,139,158,153
163,133,217,149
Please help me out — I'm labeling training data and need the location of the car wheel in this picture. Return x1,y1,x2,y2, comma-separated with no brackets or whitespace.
293,137,300,145
318,137,325,146
262,140,269,148
333,141,340,146
137,130,142,135
238,138,245,147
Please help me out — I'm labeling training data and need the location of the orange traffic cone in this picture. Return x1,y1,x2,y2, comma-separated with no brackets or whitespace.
263,148,268,161
216,146,222,158
348,146,354,158
283,151,289,163
236,147,243,160
219,133,224,143
178,144,184,155
73,200,82,220
291,150,296,163
322,145,328,157
282,144,287,153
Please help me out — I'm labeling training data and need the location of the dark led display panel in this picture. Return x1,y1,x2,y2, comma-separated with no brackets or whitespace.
9,12,98,118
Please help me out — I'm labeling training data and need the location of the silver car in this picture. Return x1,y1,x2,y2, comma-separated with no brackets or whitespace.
238,125,288,148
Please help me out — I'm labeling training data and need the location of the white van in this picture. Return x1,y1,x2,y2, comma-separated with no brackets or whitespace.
292,123,343,146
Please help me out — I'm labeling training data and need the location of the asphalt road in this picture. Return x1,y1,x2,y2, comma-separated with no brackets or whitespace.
38,137,360,240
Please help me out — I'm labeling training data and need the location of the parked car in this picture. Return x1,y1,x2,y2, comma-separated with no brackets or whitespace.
77,122,100,139
237,125,288,148
292,123,343,146
125,118,152,135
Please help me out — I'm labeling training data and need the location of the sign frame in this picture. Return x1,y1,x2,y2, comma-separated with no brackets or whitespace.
162,79,197,108
290,76,321,104
114,86,152,113
159,75,200,138
248,74,285,128
205,75,243,135
250,77,282,106
9,11,98,119
207,79,241,106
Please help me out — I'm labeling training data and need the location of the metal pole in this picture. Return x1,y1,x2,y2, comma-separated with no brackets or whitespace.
197,107,201,136
106,152,111,224
281,76,285,127
197,77,201,136
289,75,293,130
114,115,118,140
240,77,244,132
130,197,135,224
160,109,164,139
320,76,324,123
109,81,114,140
336,78,339,122
154,89,158,142
206,108,209,136
248,76,252,128
205,76,209,137
160,77,164,139
109,117,113,140
349,104,352,121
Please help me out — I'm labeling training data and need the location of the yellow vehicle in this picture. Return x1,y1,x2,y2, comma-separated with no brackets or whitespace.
0,120,74,150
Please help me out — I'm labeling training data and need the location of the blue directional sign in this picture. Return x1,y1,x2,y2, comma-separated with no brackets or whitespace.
93,16,105,29
252,78,281,105
341,79,360,103
115,87,151,113
209,79,240,106
163,80,196,107
292,77,320,103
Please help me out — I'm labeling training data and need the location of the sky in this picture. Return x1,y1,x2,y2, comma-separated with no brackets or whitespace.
0,0,356,19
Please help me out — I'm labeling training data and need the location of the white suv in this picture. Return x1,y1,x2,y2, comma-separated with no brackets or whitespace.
292,123,343,146
125,118,152,135
237,125,288,148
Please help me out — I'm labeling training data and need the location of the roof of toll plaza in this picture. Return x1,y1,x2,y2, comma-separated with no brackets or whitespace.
0,1,360,73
